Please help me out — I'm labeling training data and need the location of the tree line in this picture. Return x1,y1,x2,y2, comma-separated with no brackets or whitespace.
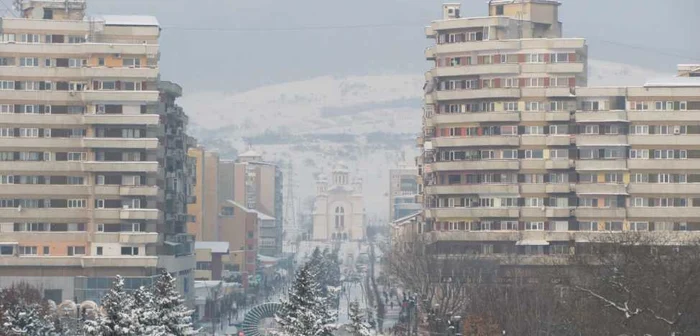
383,232,700,336
0,272,196,336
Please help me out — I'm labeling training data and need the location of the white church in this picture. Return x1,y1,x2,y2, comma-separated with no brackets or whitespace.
312,163,366,242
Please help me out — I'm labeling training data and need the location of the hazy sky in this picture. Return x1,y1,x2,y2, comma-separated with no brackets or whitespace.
81,0,700,93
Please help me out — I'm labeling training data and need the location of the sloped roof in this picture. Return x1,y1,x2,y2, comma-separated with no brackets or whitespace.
251,210,275,221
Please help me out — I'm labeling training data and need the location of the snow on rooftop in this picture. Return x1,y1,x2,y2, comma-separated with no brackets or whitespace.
195,241,229,253
644,77,700,88
96,15,159,27
252,210,275,221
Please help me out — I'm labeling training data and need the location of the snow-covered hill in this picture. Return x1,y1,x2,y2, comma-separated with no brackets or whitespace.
180,60,668,226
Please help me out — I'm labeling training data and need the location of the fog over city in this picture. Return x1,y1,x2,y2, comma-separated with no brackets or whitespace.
0,0,699,335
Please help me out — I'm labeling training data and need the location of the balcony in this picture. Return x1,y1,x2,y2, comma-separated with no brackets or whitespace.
545,159,573,169
576,135,628,146
520,63,585,74
546,112,571,122
429,16,510,34
432,112,520,124
82,90,159,103
546,183,572,193
575,208,626,218
0,114,83,126
432,136,520,148
520,88,574,98
426,184,519,195
628,183,700,195
627,111,700,122
0,66,158,80
0,256,82,267
627,135,700,146
434,40,521,54
435,88,520,101
0,232,88,243
0,184,89,196
120,209,161,221
81,256,159,268
627,159,700,171
627,207,700,219
0,138,81,149
520,160,546,170
0,208,89,220
520,208,546,218
0,42,159,57
83,138,159,149
576,110,628,123
546,207,572,217
425,46,435,59
433,64,519,77
427,230,519,242
85,161,159,173
546,136,571,146
576,183,628,195
0,17,91,32
120,232,159,244
520,184,546,194
119,186,160,197
430,160,520,171
427,208,520,218
576,160,627,171
520,135,546,146
83,114,161,125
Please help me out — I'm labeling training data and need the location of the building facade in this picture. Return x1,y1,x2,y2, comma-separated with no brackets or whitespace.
194,241,229,281
0,0,195,304
186,147,219,241
218,200,258,288
232,150,283,257
389,165,421,221
418,1,700,258
312,163,365,241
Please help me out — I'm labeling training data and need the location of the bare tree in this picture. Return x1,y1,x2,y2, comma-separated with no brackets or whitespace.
567,232,700,335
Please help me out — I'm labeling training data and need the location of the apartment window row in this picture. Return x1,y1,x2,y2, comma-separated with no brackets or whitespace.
0,151,88,162
0,33,85,44
0,127,86,138
13,222,86,232
0,104,86,115
438,100,575,114
437,29,489,44
434,196,571,208
0,198,146,209
97,222,145,233
437,124,574,137
437,76,575,91
628,101,690,111
433,172,571,185
95,128,145,138
579,148,690,160
437,52,577,67
0,175,85,185
434,148,569,162
0,80,147,91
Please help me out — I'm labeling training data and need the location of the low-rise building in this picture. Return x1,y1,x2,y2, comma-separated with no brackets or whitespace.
195,241,229,281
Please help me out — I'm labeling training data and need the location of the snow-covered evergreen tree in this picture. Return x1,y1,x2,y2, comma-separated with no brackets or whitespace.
133,285,162,335
150,272,197,336
83,275,141,336
2,302,56,336
345,301,372,336
273,262,337,336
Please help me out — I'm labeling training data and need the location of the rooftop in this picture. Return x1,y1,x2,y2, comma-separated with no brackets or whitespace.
95,15,159,27
195,241,229,254
251,210,275,221
644,77,700,88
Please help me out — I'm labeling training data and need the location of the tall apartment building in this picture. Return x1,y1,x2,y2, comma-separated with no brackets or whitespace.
418,1,700,258
0,0,196,303
186,147,219,241
389,164,421,221
233,149,283,257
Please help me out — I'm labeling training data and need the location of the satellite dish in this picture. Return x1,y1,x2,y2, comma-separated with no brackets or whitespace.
31,6,44,19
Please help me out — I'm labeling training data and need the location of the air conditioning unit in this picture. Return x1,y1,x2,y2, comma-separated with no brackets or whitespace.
673,126,681,135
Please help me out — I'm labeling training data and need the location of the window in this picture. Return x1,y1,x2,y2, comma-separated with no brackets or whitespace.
131,199,141,209
524,126,543,135
19,57,39,67
221,207,234,216
68,59,85,68
526,222,544,231
67,246,85,256
98,58,105,66
19,246,37,255
0,175,14,184
101,81,116,90
0,104,12,114
43,246,49,255
96,199,105,209
68,199,87,208
67,152,86,161
504,102,518,111
551,53,570,63
527,53,545,63
0,128,13,137
196,262,212,270
579,198,597,207
0,33,16,42
551,245,568,255
582,101,601,111
124,82,142,91
525,198,543,207
495,4,504,15
97,223,105,232
19,34,40,43
605,173,623,183
524,150,543,159
583,125,599,134
121,247,139,256
550,149,568,159
553,221,568,231
604,221,623,232
335,206,345,228
0,81,14,90
96,247,103,255
631,222,649,231
19,128,39,138
629,149,649,159
579,221,598,231
67,36,86,43
549,124,568,135
525,102,544,111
